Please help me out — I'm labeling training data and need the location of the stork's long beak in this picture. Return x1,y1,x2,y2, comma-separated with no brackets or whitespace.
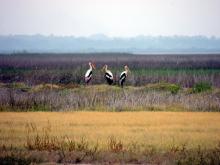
92,63,96,69
128,68,131,73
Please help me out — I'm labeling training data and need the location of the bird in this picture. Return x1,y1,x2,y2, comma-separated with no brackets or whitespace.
85,62,95,84
119,65,130,87
102,64,114,85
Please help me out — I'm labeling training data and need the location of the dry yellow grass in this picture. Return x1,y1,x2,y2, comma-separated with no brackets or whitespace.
0,112,220,150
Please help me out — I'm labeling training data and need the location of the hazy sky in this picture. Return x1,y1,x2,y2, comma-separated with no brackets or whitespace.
0,0,220,37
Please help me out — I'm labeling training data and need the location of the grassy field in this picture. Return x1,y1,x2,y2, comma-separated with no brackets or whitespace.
1,111,220,149
0,112,220,164
1,54,220,164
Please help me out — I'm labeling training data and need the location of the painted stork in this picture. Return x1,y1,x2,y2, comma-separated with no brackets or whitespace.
103,64,114,85
119,65,130,87
85,62,95,84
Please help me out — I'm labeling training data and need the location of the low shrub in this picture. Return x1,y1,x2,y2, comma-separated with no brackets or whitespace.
145,82,181,94
192,82,212,93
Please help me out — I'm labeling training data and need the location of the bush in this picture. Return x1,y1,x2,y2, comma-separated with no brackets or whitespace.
192,82,212,93
169,84,181,94
145,82,180,94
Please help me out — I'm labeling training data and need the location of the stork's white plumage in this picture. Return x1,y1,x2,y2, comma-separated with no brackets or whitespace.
103,65,114,85
119,65,130,87
85,62,95,84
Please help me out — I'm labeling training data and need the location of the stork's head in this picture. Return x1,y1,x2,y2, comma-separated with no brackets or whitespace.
124,65,131,73
89,62,96,69
102,64,108,71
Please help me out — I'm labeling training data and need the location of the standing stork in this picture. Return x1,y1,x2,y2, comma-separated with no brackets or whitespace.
85,62,95,84
119,65,130,87
103,64,114,85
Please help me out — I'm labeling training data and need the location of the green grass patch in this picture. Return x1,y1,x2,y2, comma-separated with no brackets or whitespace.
145,82,181,94
192,82,212,93
5,82,31,92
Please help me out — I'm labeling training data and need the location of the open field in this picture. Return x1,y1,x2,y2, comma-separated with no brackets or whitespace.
0,112,220,164
1,54,220,164
1,111,220,149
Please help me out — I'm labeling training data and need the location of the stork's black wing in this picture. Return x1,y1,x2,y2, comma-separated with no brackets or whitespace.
105,73,113,85
119,72,126,87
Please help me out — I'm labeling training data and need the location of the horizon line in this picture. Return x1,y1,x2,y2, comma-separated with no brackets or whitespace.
0,33,220,39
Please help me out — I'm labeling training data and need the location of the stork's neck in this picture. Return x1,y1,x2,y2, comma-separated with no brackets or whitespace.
89,64,93,70
104,66,108,72
125,69,128,74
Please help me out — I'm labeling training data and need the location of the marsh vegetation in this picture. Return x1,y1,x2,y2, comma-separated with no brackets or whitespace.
1,53,220,87
0,83,219,112
0,53,220,164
